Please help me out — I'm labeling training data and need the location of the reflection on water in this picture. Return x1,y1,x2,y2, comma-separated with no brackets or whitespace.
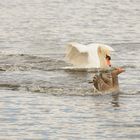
0,90,140,139
111,93,120,107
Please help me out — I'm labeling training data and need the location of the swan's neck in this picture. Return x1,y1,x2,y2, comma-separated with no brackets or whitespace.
98,47,109,68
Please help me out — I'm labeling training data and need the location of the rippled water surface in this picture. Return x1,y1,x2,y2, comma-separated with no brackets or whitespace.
0,0,140,139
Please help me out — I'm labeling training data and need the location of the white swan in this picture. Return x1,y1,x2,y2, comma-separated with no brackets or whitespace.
65,42,114,68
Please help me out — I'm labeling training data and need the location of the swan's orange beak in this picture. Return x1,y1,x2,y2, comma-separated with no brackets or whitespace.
106,59,111,67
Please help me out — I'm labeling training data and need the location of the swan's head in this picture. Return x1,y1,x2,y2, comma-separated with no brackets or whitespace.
97,44,114,68
105,55,111,67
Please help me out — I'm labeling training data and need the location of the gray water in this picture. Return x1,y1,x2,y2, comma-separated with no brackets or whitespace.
0,0,140,139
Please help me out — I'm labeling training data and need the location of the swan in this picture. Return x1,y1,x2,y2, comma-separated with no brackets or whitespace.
65,42,114,68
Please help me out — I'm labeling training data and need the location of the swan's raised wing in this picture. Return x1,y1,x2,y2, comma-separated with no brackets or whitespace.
65,43,115,68
88,43,114,53
65,42,88,67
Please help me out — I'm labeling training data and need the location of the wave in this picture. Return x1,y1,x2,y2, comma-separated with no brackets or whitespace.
0,81,139,96
0,52,138,73
0,64,137,73
0,83,20,91
0,80,117,96
110,42,140,46
121,64,137,69
0,53,66,72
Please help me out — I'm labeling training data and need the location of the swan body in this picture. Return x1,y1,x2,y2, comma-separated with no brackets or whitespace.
65,42,114,68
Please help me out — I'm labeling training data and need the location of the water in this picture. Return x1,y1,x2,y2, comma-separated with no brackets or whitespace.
0,0,140,139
